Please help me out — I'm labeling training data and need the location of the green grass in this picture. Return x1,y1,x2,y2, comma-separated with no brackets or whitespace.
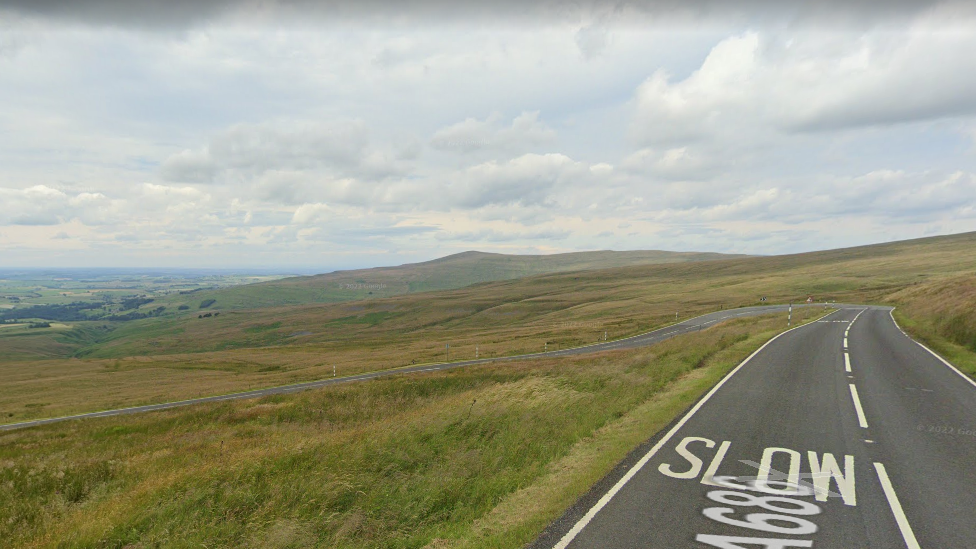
150,249,747,312
5,232,976,548
3,231,976,423
0,309,822,549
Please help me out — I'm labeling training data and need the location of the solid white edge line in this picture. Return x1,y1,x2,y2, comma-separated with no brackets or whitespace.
889,308,976,390
550,308,841,549
849,384,869,428
874,462,922,549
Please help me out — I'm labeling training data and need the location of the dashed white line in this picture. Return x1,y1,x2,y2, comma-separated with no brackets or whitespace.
844,352,852,373
849,384,869,428
874,462,921,549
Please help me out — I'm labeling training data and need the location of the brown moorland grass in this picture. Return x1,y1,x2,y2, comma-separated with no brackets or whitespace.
888,273,976,377
2,231,976,423
0,308,824,549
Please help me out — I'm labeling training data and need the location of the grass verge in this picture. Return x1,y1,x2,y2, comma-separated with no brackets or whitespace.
888,273,976,378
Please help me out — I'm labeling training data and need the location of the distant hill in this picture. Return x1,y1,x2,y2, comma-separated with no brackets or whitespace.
75,230,976,362
157,249,748,310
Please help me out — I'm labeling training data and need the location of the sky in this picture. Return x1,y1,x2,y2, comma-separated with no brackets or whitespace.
1,0,975,270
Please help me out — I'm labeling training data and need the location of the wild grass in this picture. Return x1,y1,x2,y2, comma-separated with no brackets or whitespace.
888,273,976,376
3,231,976,423
149,249,745,311
0,308,822,549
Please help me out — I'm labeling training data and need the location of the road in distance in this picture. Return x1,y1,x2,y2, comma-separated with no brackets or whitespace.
1,303,821,431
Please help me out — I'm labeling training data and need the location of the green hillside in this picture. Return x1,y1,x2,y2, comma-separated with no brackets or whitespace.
4,232,976,548
153,249,746,311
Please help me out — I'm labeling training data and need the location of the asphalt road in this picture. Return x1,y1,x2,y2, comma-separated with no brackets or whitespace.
1,303,817,431
532,306,976,549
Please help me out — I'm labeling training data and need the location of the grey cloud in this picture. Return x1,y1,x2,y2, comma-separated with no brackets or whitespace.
575,22,611,59
436,227,570,242
0,0,944,29
653,170,976,226
447,153,586,209
210,121,368,172
161,120,414,185
160,149,216,183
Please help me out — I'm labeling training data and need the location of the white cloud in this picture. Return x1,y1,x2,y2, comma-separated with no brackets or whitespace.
0,185,68,225
158,119,423,192
633,11,976,147
3,6,976,267
429,112,556,154
622,147,715,180
291,202,332,225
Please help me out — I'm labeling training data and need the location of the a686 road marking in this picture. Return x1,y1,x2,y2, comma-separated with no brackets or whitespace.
695,476,821,549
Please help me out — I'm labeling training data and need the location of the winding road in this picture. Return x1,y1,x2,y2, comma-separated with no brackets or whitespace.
2,303,816,431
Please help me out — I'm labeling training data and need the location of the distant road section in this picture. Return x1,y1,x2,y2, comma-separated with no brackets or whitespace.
1,303,822,431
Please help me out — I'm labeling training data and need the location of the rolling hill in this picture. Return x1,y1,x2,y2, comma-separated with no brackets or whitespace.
154,249,748,311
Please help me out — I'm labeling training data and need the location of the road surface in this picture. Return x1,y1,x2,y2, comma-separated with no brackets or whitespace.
532,306,976,549
1,303,816,431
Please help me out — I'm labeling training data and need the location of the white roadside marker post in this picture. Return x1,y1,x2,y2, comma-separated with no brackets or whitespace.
789,303,793,326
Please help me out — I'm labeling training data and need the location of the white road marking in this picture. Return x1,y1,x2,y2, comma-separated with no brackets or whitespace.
843,337,848,347
844,352,852,373
700,440,732,487
889,309,976,390
874,462,921,549
550,310,839,549
849,384,869,428
807,451,856,506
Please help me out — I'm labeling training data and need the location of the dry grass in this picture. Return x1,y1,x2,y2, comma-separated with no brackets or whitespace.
0,308,825,549
3,231,976,423
887,273,976,376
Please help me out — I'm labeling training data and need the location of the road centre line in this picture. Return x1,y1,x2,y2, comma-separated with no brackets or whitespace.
849,384,869,428
874,462,922,549
845,353,852,373
550,308,840,549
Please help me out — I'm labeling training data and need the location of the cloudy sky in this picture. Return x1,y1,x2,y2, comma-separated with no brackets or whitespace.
2,1,975,270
